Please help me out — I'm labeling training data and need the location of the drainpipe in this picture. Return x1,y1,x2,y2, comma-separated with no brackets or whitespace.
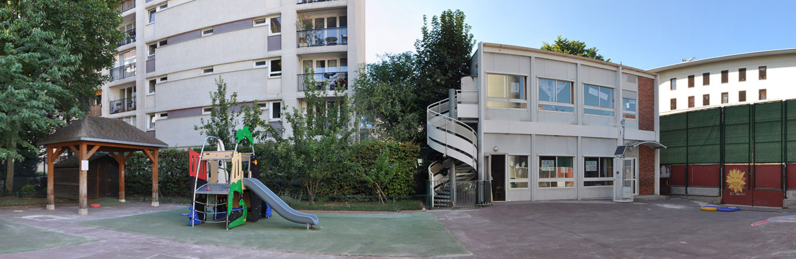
449,89,457,208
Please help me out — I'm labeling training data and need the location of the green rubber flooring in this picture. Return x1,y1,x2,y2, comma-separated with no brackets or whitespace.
77,208,469,257
0,218,95,254
88,197,125,207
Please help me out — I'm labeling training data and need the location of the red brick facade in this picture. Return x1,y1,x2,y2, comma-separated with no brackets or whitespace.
639,145,655,195
638,76,655,131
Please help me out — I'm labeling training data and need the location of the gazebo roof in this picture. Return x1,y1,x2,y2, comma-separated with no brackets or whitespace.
38,116,168,148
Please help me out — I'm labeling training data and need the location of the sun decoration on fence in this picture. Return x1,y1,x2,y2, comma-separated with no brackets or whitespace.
726,169,747,193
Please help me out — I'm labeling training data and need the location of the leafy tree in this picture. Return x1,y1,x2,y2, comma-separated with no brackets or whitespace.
271,68,355,204
355,141,419,203
0,0,123,192
541,35,611,62
194,77,265,150
352,53,421,143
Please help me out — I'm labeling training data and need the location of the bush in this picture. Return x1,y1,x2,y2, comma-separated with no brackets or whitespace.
124,149,192,197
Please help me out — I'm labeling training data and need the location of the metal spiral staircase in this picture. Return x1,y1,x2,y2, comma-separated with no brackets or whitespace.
427,95,478,208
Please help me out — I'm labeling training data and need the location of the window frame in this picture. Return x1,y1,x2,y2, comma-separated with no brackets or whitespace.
268,17,282,36
670,98,677,110
721,92,729,104
583,83,615,117
739,68,746,82
269,101,282,121
269,59,282,78
148,9,156,24
253,60,268,68
202,28,214,36
253,18,267,27
622,90,637,120
583,157,614,187
486,73,527,109
508,155,529,189
721,70,728,84
202,107,212,115
147,113,167,130
688,96,695,108
159,76,168,83
759,66,767,80
202,67,214,75
759,89,767,100
739,90,747,102
538,155,575,188
703,94,710,106
703,72,710,86
148,79,157,95
670,78,676,90
538,77,574,113
158,3,168,10
688,75,694,88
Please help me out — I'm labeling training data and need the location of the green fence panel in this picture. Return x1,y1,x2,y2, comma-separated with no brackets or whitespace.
755,102,782,122
687,109,721,128
725,124,750,144
755,121,782,143
787,120,796,142
661,129,687,148
661,146,687,164
725,144,750,163
788,141,796,162
725,105,750,125
660,113,687,131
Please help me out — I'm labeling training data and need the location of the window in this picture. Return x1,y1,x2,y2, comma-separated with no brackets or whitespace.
148,113,167,130
269,59,281,77
703,72,710,86
670,98,677,110
538,78,573,112
759,89,767,100
739,68,746,82
159,4,168,10
688,96,695,108
202,67,214,74
202,107,213,115
270,102,281,120
538,156,574,188
688,75,694,88
703,94,710,106
148,44,157,59
159,40,168,47
487,74,526,108
508,155,529,189
269,17,281,35
670,78,676,90
148,79,156,94
623,91,637,119
120,116,136,126
254,60,267,68
258,102,268,110
584,157,613,187
739,91,746,102
583,84,614,116
721,92,728,104
202,28,213,36
254,18,267,26
159,76,168,82
148,9,156,23
721,70,728,83
759,66,767,80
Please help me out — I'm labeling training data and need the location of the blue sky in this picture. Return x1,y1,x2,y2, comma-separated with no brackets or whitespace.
366,0,796,70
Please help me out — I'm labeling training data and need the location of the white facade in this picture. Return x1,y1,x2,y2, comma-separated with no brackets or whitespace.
101,0,365,147
650,49,796,115
429,43,661,203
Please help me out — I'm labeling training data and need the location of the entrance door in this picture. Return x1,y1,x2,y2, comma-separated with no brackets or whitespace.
615,158,636,201
490,154,506,201
625,158,638,195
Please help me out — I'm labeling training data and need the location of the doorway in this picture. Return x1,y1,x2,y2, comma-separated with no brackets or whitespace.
491,154,506,201
624,158,638,195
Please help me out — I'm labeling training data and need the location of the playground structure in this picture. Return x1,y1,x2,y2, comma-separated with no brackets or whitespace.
188,128,319,230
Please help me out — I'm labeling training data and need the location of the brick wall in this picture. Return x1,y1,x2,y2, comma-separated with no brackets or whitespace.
639,145,655,195
639,76,655,131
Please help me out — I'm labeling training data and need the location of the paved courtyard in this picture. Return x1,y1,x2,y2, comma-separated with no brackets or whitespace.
0,198,794,258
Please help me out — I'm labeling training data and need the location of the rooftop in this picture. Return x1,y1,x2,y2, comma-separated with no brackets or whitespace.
648,48,796,73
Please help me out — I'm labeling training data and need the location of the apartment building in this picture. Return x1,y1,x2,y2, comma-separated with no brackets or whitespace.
428,43,662,205
101,0,365,147
649,48,796,115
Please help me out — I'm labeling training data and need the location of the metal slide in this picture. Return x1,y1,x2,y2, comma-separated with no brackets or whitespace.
241,178,319,227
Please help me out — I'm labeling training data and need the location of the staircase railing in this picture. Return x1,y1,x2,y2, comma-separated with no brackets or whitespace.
427,98,478,168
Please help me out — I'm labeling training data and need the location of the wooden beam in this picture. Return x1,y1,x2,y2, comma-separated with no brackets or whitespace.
46,145,55,210
109,152,121,162
78,143,88,215
142,149,155,161
151,149,159,207
68,145,79,156
86,144,101,158
53,147,65,159
123,151,135,163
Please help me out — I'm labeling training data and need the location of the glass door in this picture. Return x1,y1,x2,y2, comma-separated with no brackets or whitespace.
624,158,637,196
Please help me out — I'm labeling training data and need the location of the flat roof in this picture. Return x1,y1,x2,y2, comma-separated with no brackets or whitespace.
482,42,656,77
648,48,796,73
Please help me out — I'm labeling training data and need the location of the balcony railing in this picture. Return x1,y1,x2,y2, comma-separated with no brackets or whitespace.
116,28,136,47
297,27,348,48
109,97,136,114
110,63,136,81
297,0,338,4
119,0,135,13
298,72,348,91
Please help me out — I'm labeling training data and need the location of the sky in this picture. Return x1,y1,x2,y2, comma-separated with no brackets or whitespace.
366,0,796,70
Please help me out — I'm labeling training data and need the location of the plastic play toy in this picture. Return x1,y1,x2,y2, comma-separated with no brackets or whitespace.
700,206,718,211
187,127,319,230
717,206,740,212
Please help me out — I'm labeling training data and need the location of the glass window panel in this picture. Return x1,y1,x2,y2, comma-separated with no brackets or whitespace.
510,182,529,188
539,79,556,102
327,17,337,28
487,101,527,109
584,85,599,106
507,76,524,99
340,58,348,72
623,113,637,119
557,157,573,178
340,16,347,27
538,181,575,188
556,81,572,104
538,104,574,112
584,181,614,186
328,60,338,73
270,17,281,33
509,156,528,180
600,157,614,178
487,74,507,98
584,108,614,117
623,97,636,112
539,156,556,179
599,87,613,108
584,157,599,177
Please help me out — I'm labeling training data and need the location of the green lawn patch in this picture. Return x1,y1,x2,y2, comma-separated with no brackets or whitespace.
0,219,95,254
77,208,469,257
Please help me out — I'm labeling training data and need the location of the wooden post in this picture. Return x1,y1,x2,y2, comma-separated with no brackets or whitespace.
78,143,88,215
143,149,159,207
111,152,131,202
47,146,55,210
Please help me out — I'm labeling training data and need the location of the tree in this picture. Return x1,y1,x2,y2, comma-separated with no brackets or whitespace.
272,68,355,204
194,77,265,150
352,52,421,143
541,35,611,62
0,0,123,192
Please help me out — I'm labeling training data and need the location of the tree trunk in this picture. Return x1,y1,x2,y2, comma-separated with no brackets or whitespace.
5,141,15,194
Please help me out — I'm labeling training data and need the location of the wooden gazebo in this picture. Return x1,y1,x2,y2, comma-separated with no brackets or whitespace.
38,116,168,215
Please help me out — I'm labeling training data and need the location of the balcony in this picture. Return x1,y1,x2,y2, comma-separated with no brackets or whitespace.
297,27,348,48
298,72,348,91
116,28,136,47
109,97,136,114
110,63,136,81
297,0,338,4
118,0,135,13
